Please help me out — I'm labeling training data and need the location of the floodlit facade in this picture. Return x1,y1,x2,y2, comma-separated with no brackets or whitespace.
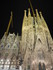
0,8,53,70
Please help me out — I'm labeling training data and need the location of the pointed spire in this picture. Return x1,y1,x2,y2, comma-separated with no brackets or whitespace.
28,8,31,16
39,11,45,22
39,12,42,16
22,10,27,32
24,10,27,17
39,12,43,19
35,9,40,18
39,11,48,28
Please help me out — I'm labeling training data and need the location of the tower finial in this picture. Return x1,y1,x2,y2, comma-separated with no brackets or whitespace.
35,9,39,18
28,8,31,16
39,12,42,18
24,10,27,17
39,11,48,28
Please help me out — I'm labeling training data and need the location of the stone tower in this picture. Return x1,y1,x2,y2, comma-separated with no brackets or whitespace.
21,9,53,70
21,8,35,70
21,10,28,58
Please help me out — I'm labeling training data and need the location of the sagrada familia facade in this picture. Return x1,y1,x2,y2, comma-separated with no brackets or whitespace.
0,8,53,70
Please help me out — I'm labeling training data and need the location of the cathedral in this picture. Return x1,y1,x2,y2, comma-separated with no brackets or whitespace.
0,8,53,70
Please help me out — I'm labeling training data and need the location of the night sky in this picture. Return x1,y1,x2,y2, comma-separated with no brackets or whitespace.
0,0,53,39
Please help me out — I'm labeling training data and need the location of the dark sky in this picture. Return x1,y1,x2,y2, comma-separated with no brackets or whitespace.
0,0,53,39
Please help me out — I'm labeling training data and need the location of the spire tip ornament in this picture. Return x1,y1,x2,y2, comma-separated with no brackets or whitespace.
24,10,27,17
28,8,31,16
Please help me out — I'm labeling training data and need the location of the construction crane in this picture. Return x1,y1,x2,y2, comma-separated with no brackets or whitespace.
29,0,35,18
5,11,13,36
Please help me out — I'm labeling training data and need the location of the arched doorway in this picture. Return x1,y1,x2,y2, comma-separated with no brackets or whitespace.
38,62,42,70
42,63,46,70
